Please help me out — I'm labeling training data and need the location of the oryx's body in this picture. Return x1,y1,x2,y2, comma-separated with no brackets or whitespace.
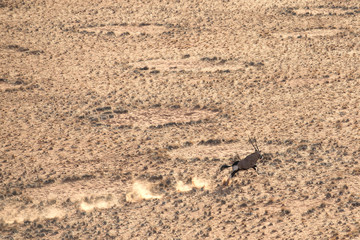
220,138,263,182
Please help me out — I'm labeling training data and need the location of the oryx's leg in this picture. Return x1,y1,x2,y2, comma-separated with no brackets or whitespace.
230,169,239,178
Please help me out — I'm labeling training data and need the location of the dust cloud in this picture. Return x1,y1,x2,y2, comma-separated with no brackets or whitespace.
176,181,193,192
192,177,211,190
80,199,117,212
0,207,64,225
126,181,162,203
176,177,212,192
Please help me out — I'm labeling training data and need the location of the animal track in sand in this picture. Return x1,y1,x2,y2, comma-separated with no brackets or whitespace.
294,6,359,16
79,24,167,36
275,28,343,39
132,57,240,73
95,108,217,129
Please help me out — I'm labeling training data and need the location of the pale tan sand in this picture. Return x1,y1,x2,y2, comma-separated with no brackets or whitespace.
1,0,360,239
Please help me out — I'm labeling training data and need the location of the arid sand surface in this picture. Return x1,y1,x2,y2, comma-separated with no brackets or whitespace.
1,0,360,239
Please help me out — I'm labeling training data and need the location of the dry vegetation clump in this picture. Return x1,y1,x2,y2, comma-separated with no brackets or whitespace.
1,0,360,239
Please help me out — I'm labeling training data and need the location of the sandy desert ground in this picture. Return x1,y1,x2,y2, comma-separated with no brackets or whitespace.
1,0,360,239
